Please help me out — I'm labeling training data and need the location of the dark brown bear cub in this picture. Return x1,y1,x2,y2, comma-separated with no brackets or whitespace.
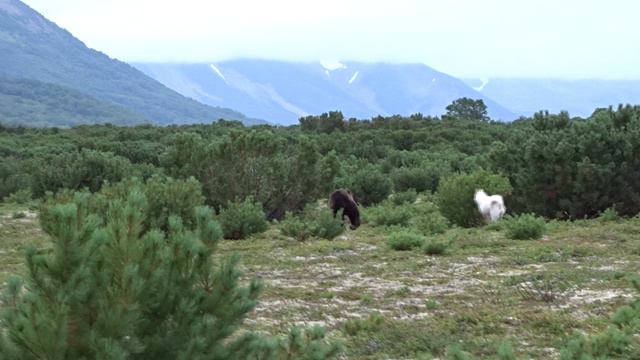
329,189,361,230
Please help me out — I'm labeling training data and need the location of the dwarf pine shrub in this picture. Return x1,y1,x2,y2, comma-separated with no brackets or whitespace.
0,190,341,359
217,197,268,240
390,189,418,205
280,205,344,241
437,171,512,228
504,213,546,240
388,231,426,251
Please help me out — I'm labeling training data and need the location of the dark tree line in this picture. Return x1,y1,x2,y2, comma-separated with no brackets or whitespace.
2,101,640,219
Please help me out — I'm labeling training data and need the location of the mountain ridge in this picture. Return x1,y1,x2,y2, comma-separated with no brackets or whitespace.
135,59,518,125
464,78,640,118
0,0,262,126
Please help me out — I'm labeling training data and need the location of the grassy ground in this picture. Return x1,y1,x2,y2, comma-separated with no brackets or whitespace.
0,203,49,285
1,202,639,359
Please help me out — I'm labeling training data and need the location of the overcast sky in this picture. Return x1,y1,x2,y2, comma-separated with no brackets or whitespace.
22,0,640,79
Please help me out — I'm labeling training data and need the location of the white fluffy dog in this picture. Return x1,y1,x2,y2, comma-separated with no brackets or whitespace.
474,189,506,222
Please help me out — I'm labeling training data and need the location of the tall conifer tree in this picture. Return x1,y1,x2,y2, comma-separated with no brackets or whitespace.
0,190,341,359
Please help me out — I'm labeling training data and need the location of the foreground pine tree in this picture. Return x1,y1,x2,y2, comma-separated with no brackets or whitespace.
0,190,341,359
559,277,640,360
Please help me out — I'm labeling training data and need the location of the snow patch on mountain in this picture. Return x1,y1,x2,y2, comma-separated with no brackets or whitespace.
210,64,228,84
349,71,359,84
320,59,346,71
473,78,489,92
219,68,308,118
137,60,518,124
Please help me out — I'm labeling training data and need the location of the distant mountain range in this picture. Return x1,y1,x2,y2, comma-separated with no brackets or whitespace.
135,60,517,125
137,60,640,125
2,0,638,127
464,78,640,118
0,0,261,126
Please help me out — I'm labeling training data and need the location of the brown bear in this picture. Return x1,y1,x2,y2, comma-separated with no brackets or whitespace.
329,189,361,230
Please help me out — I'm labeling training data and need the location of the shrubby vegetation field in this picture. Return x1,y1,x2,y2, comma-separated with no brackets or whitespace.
4,103,640,220
1,102,640,358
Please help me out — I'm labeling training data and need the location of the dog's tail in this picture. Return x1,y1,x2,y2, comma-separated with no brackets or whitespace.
489,200,505,221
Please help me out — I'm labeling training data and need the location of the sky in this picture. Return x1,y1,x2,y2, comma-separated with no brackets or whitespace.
21,0,640,79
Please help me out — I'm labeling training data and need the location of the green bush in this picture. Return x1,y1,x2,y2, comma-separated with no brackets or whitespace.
391,167,438,193
483,220,504,231
277,326,343,359
599,207,620,222
143,175,205,230
312,209,346,240
409,202,450,235
343,313,385,336
163,131,339,220
360,294,374,306
366,202,414,227
0,189,341,359
217,197,268,240
447,345,474,360
559,277,640,359
387,231,426,251
366,200,450,235
497,341,517,360
95,176,205,231
280,206,344,241
11,211,26,219
504,213,546,240
300,111,346,133
437,170,512,228
390,189,418,205
349,166,392,206
423,239,450,255
490,107,640,219
39,177,206,235
31,149,134,196
3,188,32,204
280,212,313,241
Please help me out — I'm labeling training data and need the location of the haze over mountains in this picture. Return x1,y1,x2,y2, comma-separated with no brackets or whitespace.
0,0,260,126
1,0,638,127
135,60,517,125
134,59,640,124
136,61,640,125
464,78,640,118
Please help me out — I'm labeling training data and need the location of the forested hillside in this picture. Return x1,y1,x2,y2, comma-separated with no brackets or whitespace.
0,0,261,125
0,77,148,126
